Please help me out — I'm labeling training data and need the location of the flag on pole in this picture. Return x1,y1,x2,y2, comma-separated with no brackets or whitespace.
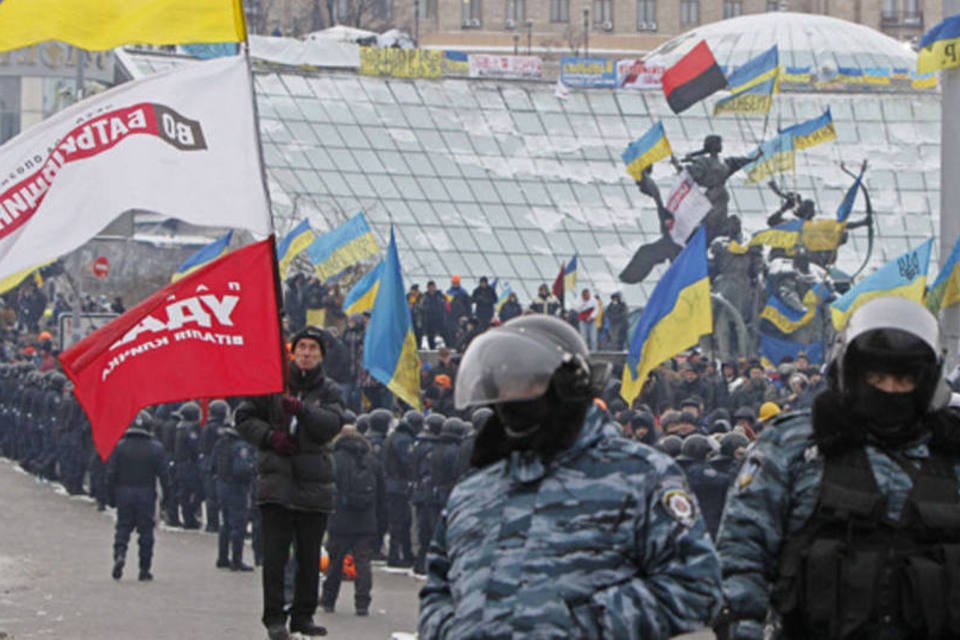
664,170,713,245
0,0,247,52
725,46,779,94
342,261,383,316
495,282,514,313
743,133,795,183
622,122,672,180
713,78,776,115
917,14,960,74
836,174,862,223
926,236,960,314
621,227,712,405
59,238,285,461
363,228,421,411
277,219,315,278
831,238,933,330
306,212,379,282
0,56,271,283
779,108,837,151
171,231,232,282
563,255,578,293
660,41,727,114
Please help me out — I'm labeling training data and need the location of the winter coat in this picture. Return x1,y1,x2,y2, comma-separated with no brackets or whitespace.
328,431,386,537
418,407,723,639
383,422,417,495
106,429,171,501
498,300,522,323
236,363,345,512
471,286,497,325
420,291,448,331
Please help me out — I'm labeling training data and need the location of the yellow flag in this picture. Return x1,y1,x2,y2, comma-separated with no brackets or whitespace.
0,0,246,52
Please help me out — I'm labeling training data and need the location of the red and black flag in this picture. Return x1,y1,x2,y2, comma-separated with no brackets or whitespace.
661,40,727,114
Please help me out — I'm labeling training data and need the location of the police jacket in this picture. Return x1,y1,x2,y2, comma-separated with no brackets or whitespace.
236,363,345,513
106,429,171,497
328,430,385,537
419,406,723,639
717,392,960,640
212,428,256,485
174,419,201,465
383,422,416,495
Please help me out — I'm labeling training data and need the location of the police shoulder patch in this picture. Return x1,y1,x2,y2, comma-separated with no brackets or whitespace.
661,488,697,527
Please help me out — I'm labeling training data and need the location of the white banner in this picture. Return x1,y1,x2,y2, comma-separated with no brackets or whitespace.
666,170,712,246
616,59,664,89
0,55,271,280
468,54,542,79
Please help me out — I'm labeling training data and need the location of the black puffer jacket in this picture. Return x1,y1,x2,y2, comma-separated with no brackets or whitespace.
236,363,344,512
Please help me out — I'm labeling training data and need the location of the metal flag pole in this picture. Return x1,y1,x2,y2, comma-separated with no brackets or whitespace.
941,0,960,361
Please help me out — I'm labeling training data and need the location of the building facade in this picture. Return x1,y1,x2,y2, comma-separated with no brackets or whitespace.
256,0,941,54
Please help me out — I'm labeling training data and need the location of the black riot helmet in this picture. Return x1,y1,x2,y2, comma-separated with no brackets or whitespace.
342,409,358,427
355,413,370,433
131,410,156,434
208,399,231,423
403,410,424,433
470,407,494,432
368,408,393,434
834,296,944,413
48,372,67,391
174,401,201,422
655,435,683,458
442,417,468,438
677,434,713,463
454,315,609,411
425,413,446,435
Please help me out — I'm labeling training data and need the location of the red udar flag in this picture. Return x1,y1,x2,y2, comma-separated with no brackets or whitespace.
661,40,727,114
60,238,285,461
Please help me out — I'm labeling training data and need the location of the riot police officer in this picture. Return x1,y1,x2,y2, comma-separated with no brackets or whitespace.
411,413,443,576
106,411,171,581
383,410,418,568
419,315,722,638
173,401,203,529
200,399,231,533
212,418,256,571
716,296,960,639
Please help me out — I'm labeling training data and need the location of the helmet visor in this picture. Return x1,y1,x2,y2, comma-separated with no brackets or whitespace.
454,327,566,410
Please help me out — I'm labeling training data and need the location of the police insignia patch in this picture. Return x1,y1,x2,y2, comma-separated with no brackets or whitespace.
661,488,696,527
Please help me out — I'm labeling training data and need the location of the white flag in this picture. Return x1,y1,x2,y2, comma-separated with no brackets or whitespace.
0,55,271,280
665,170,713,246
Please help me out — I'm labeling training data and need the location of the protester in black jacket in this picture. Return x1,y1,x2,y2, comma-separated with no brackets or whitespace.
106,411,171,582
471,277,497,330
236,326,344,640
320,426,385,617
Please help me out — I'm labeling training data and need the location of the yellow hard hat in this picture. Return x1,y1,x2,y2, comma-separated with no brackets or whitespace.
758,401,781,422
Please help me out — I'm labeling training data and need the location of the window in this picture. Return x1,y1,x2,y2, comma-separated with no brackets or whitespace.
506,0,526,22
637,0,656,29
680,0,699,25
882,0,897,19
417,0,436,19
903,0,920,21
723,0,742,18
0,77,19,145
766,0,779,10
462,0,481,25
593,0,613,26
550,0,569,22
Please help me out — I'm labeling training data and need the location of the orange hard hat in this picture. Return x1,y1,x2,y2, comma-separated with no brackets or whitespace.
38,331,53,342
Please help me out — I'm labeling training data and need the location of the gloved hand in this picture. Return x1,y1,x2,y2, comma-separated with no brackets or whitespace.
269,429,297,456
280,395,303,416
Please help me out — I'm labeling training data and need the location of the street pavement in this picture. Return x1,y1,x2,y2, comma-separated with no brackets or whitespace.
0,458,713,639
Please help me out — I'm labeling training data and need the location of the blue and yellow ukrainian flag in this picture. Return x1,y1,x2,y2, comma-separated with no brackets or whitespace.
725,45,779,94
306,212,379,282
760,294,816,335
363,228,421,410
893,67,911,81
563,255,578,293
911,70,938,89
863,67,891,85
926,236,960,314
748,219,803,249
781,65,812,84
831,238,933,330
780,108,836,151
342,260,383,316
277,219,315,278
836,66,864,84
760,333,824,367
620,227,712,405
171,231,232,282
713,77,776,115
744,133,795,183
918,14,960,74
836,175,861,223
622,122,672,181
495,281,514,313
